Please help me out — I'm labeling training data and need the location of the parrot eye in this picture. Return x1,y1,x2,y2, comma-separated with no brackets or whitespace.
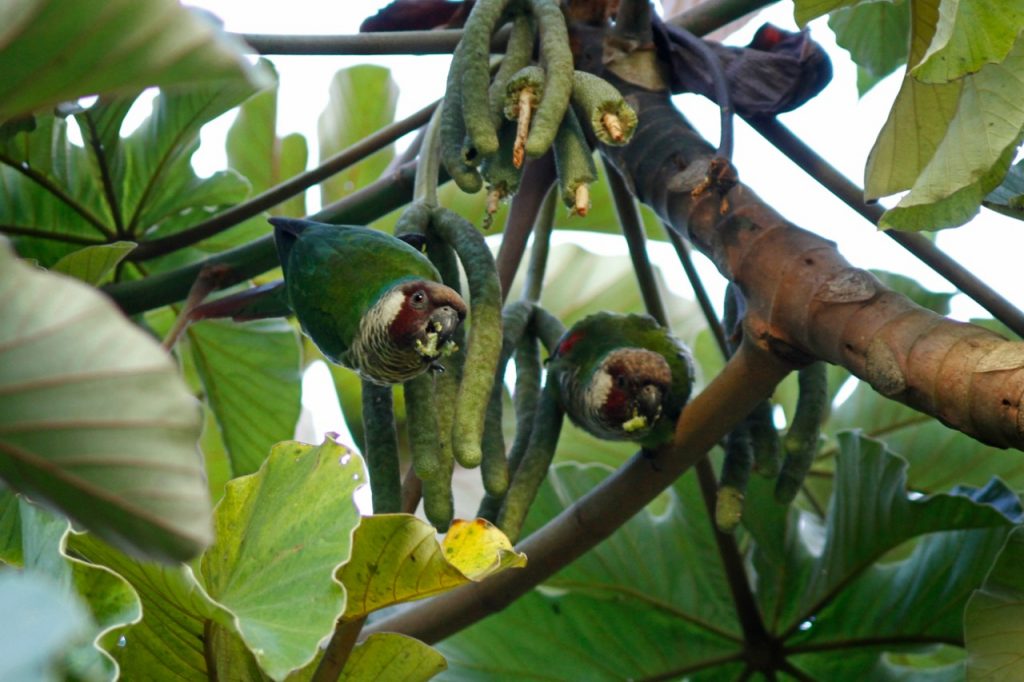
410,290,428,310
615,376,627,389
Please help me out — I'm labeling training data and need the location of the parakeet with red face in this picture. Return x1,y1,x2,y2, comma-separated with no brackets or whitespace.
548,312,695,449
271,217,467,385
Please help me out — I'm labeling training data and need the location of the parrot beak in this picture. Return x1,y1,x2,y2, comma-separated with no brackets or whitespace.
637,384,664,421
429,304,463,344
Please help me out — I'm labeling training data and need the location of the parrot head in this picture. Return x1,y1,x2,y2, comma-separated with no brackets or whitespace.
271,217,467,384
549,312,694,447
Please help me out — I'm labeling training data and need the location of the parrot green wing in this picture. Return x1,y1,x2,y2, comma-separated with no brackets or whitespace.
273,219,441,364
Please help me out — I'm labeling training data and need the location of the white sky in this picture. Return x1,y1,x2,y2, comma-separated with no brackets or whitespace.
174,0,1023,516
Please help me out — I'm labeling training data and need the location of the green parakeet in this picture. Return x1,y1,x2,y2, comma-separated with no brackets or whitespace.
548,312,695,449
272,217,467,385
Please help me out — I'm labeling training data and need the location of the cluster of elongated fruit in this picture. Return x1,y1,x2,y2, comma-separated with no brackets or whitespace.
442,0,638,223
278,218,827,541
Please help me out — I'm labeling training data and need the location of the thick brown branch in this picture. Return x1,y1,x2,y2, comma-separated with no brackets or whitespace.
363,341,791,643
596,61,1024,451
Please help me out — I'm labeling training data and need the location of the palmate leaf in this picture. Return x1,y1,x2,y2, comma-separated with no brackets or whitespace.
51,241,136,285
913,0,1024,83
0,243,211,562
440,434,1020,680
12,494,140,682
829,0,911,96
319,65,398,206
74,437,365,681
965,526,1024,680
187,319,302,478
0,0,267,121
226,60,309,218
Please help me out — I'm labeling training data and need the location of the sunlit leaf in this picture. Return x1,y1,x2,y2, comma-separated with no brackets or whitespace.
339,514,525,620
793,0,860,26
878,38,1024,230
226,60,309,218
188,319,302,477
318,65,398,205
965,526,1024,681
0,571,93,682
0,243,211,562
51,241,137,285
914,0,1024,82
201,438,364,679
0,0,268,121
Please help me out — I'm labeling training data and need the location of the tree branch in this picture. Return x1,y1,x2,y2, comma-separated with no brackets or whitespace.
235,28,509,56
494,153,557,299
363,340,792,643
748,116,1024,340
104,161,421,315
128,100,438,261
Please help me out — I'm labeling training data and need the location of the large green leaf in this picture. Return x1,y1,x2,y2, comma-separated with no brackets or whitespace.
51,241,137,285
878,37,1024,230
0,115,113,265
340,634,447,682
188,319,302,477
201,438,364,680
318,65,398,205
17,497,140,682
0,243,211,562
442,435,1019,679
339,515,524,620
226,60,309,218
913,0,1024,82
121,81,258,233
0,0,267,121
830,0,911,96
439,463,743,679
0,570,93,682
794,0,861,26
983,157,1024,220
69,532,236,682
965,526,1024,680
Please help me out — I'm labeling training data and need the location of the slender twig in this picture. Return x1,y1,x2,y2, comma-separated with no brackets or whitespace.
665,226,730,355
494,153,557,301
522,186,556,303
311,616,368,682
79,111,126,237
613,166,772,649
104,161,421,315
235,27,510,56
161,265,232,350
400,466,423,515
0,153,115,239
362,339,792,643
605,160,668,323
0,224,108,246
128,101,438,262
748,116,1024,339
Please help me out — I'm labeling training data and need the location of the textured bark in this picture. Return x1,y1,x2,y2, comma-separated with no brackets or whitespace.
593,47,1024,450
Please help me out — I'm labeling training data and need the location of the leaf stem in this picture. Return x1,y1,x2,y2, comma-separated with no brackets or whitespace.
664,225,730,355
128,100,438,261
413,105,444,208
494,153,557,300
0,153,115,240
79,111,127,237
522,185,556,303
312,616,367,682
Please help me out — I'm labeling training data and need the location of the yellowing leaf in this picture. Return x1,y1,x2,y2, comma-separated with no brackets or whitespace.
442,518,527,580
339,515,526,620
